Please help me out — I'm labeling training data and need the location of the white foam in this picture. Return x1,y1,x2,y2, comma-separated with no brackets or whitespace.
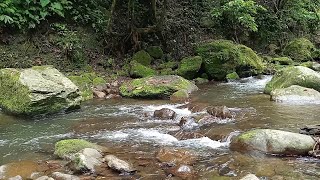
225,75,273,92
179,137,229,149
0,140,8,146
22,133,73,145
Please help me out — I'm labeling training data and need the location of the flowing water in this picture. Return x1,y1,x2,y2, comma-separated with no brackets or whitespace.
1,76,320,179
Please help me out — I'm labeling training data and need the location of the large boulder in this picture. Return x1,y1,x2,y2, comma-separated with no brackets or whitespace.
129,61,156,78
283,38,315,62
177,56,203,80
230,129,314,155
0,66,81,116
132,50,152,66
119,75,198,98
270,85,320,102
196,40,264,80
264,66,320,94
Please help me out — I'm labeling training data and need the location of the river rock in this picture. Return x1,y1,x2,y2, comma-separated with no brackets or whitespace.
119,75,198,98
156,148,197,165
93,90,106,98
170,90,189,102
230,129,315,155
54,139,106,159
264,66,320,94
104,155,136,173
153,108,177,120
300,125,320,135
270,85,320,102
207,106,232,119
35,176,54,180
71,148,103,172
0,66,81,116
165,164,196,179
51,172,80,180
240,174,259,180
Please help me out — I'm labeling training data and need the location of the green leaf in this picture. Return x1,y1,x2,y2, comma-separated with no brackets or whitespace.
51,2,63,10
40,0,50,7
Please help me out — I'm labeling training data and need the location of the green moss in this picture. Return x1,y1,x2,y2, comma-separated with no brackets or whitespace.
193,77,209,84
271,57,294,65
226,72,240,81
300,61,313,68
170,90,189,102
92,77,106,86
130,61,156,78
54,139,99,158
160,68,174,75
159,61,179,69
312,49,320,60
132,50,152,66
0,69,32,114
177,56,203,79
264,66,320,94
68,72,105,101
120,75,197,98
238,130,258,141
283,38,315,62
196,40,264,80
146,46,164,59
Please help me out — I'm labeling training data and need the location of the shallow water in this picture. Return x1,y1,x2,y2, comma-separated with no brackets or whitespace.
1,76,320,179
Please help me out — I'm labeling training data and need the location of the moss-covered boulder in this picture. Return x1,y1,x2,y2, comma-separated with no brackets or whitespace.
170,90,189,102
264,66,320,94
196,40,264,80
69,72,106,101
146,46,164,59
120,75,198,98
0,66,81,116
271,57,294,65
226,72,240,81
193,77,209,85
54,139,104,159
132,50,152,66
270,85,320,103
230,129,314,155
283,38,315,62
177,56,203,80
129,61,156,78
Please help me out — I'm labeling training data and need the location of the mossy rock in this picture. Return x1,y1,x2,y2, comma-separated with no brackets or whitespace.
146,46,164,59
312,49,320,60
283,38,315,62
177,56,203,80
226,72,240,81
132,50,152,66
193,77,209,85
196,40,264,80
120,75,198,99
54,139,103,159
230,129,314,155
264,66,320,94
0,66,81,116
159,61,179,69
69,72,106,101
170,90,189,102
271,57,294,65
160,68,174,75
130,61,156,78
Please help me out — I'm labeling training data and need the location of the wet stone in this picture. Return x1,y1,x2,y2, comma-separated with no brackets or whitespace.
51,172,80,180
207,106,233,119
240,174,259,180
156,148,197,165
103,155,136,174
153,108,177,120
165,164,196,179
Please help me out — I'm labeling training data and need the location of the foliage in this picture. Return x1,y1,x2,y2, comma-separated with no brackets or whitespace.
0,0,72,29
211,0,266,41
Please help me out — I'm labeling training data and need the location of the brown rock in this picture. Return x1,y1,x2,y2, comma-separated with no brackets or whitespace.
93,90,106,98
207,106,232,119
105,94,121,99
153,108,177,120
156,148,197,165
165,164,196,179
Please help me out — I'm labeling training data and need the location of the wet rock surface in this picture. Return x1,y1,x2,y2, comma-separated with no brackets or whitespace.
103,155,136,174
156,148,197,165
153,108,177,120
270,85,320,102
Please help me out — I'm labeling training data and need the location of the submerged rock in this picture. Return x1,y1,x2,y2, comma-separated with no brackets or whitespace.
207,106,232,119
103,155,136,173
0,66,81,116
153,108,177,120
270,85,320,102
51,172,80,180
120,75,198,98
165,164,196,179
54,139,105,159
156,148,197,165
300,125,320,135
264,66,320,94
230,129,314,155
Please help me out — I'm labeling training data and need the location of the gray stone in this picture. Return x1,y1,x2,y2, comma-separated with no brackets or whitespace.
153,108,177,120
240,174,259,180
51,172,80,180
104,155,136,173
270,85,320,102
71,148,103,172
230,129,315,155
0,66,81,115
